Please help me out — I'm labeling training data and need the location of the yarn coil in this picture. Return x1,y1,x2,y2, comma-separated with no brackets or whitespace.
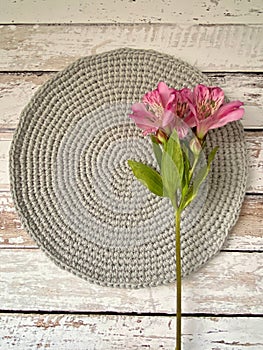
10,48,247,288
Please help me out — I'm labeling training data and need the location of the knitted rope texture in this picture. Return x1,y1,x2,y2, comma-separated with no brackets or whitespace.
10,48,248,288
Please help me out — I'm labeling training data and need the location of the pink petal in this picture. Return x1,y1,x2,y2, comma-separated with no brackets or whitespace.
213,100,244,119
142,89,162,107
210,87,224,105
166,93,177,112
187,100,197,118
129,103,159,133
207,108,244,130
194,84,209,103
184,112,197,128
196,119,210,139
142,127,158,136
130,117,158,135
157,81,173,107
131,103,156,121
196,104,244,138
174,118,189,139
180,88,193,102
129,113,157,127
162,109,175,128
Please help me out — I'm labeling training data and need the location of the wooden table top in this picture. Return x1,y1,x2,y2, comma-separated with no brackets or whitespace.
0,1,262,349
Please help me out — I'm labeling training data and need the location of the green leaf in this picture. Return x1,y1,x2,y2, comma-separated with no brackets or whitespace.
181,145,190,190
128,160,164,197
208,146,219,166
151,136,163,170
180,165,207,210
160,130,185,208
181,150,191,200
161,150,181,207
180,146,219,210
164,130,184,181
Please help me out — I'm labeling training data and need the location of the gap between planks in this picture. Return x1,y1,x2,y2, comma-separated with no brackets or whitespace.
1,309,263,318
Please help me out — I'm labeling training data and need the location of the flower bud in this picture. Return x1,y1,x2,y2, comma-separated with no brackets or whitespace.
189,137,202,155
156,129,168,144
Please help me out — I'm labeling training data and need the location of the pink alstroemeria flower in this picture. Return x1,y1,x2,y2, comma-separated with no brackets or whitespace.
173,88,193,119
129,82,194,141
129,81,176,136
186,84,244,139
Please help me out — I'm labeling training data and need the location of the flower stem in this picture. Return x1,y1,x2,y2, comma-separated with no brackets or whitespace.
175,209,182,350
188,154,199,182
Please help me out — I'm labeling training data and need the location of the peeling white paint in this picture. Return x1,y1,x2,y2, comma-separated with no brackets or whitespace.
0,25,262,72
0,314,262,350
0,6,262,347
0,0,262,24
1,73,263,129
8,236,24,244
0,250,262,314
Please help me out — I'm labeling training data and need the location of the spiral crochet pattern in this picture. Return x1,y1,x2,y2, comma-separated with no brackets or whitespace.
10,48,247,288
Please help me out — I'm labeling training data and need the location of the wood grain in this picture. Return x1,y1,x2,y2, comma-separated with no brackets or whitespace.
1,132,262,192
0,249,262,314
0,24,262,72
0,1,262,348
1,73,262,130
246,132,263,193
1,193,262,251
223,195,263,251
0,313,262,350
208,73,263,129
0,0,262,24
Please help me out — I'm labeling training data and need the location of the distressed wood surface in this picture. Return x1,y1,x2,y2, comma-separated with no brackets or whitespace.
1,132,262,192
0,249,262,314
224,195,263,251
0,0,262,24
1,193,263,251
246,132,263,193
1,24,263,72
1,73,262,130
0,314,263,350
1,10,262,348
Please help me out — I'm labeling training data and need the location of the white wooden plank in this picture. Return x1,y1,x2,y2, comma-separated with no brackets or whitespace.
1,132,262,192
0,0,262,24
0,137,9,189
1,193,262,251
0,250,262,314
246,132,263,193
0,24,262,72
208,73,263,129
0,73,50,130
1,73,262,130
223,195,263,251
0,313,262,350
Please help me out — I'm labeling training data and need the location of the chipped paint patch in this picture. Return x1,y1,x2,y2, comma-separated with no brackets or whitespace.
8,236,24,244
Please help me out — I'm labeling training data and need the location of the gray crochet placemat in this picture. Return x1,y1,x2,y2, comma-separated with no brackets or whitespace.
10,48,247,288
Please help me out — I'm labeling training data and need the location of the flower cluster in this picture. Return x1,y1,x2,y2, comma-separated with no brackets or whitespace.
128,81,244,350
129,82,244,142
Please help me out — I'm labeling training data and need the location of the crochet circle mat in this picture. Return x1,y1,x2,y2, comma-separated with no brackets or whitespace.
10,48,247,288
